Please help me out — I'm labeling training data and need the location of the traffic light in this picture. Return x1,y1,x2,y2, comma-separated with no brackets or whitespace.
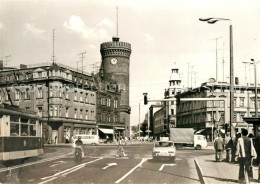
144,95,148,105
143,93,148,105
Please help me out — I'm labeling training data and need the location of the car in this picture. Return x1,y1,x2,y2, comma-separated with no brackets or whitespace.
72,134,99,145
152,141,176,161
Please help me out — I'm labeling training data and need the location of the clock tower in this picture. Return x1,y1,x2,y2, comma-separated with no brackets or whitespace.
100,36,132,137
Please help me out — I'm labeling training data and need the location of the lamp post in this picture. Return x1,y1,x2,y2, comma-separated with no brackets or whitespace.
199,17,234,137
250,59,260,117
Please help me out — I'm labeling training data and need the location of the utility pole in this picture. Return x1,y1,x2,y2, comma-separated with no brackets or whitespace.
214,37,222,82
187,63,190,88
222,42,225,82
191,65,195,89
51,29,56,64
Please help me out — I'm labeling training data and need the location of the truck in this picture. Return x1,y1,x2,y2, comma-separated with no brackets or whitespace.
169,128,207,150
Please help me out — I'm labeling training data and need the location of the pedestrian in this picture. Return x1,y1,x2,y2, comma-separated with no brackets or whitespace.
225,133,232,162
232,133,241,162
214,134,224,162
235,129,256,184
254,131,260,182
248,133,255,179
116,137,127,157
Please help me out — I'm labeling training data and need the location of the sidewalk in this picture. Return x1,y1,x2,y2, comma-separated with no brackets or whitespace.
197,153,259,184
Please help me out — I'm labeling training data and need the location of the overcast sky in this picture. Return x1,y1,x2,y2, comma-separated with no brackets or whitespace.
1,0,260,126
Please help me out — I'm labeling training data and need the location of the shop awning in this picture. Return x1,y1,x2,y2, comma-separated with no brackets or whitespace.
115,127,125,130
98,128,114,134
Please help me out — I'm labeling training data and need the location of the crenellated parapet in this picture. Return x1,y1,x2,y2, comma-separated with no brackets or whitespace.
100,37,131,58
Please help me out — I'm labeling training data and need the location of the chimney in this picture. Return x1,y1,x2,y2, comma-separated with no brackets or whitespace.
0,60,3,70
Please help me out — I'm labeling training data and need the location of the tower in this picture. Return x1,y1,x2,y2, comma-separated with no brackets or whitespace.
100,36,132,137
167,62,182,128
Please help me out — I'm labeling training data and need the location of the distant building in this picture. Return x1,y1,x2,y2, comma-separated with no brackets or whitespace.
0,61,97,143
176,78,256,141
151,62,183,137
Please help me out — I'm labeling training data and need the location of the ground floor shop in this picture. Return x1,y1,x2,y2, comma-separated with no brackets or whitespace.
97,125,125,142
43,119,96,144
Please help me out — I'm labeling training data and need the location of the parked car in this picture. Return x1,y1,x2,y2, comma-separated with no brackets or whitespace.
152,141,176,161
72,134,99,145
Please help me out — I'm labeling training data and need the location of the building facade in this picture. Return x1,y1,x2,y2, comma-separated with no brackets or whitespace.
100,37,132,138
176,78,256,141
0,62,97,143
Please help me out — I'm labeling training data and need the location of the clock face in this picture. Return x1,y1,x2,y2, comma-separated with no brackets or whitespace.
111,58,117,65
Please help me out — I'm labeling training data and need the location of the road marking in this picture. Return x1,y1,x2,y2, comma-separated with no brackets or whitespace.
102,163,117,170
175,158,182,161
159,164,176,171
115,158,147,184
39,157,103,184
115,157,129,159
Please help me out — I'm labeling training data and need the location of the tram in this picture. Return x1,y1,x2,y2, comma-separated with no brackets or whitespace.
0,104,43,164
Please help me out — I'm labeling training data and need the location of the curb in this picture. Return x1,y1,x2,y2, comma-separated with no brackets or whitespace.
194,158,207,184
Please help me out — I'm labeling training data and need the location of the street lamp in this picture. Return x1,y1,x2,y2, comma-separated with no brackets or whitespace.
199,17,234,137
250,59,260,117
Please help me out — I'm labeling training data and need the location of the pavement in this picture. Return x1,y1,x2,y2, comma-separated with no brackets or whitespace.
196,143,259,184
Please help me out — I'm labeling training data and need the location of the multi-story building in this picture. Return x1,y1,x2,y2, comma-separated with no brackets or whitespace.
166,63,183,127
150,63,183,137
96,85,123,141
0,61,97,143
99,36,132,138
176,78,256,141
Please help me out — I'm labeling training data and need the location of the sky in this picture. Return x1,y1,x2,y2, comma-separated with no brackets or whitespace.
1,0,260,126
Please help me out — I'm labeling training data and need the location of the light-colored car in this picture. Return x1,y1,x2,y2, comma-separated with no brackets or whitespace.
72,134,99,145
152,141,176,161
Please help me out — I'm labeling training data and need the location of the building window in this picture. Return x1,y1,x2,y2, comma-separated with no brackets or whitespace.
65,90,69,99
50,106,53,116
38,71,42,78
50,86,53,97
74,91,77,101
38,107,42,117
65,107,69,118
25,74,29,79
80,109,83,119
15,89,20,100
239,98,245,107
108,115,111,122
80,92,83,102
38,87,43,98
171,109,174,115
107,98,111,107
171,101,174,105
25,88,30,99
85,110,88,120
85,93,89,103
74,109,77,119
114,100,118,108
54,106,58,117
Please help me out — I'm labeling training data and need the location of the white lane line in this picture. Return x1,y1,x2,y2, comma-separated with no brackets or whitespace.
102,163,117,170
115,158,147,184
39,157,103,183
158,164,176,171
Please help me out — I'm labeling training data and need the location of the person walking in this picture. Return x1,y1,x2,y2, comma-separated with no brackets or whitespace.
254,131,260,183
235,129,255,184
225,133,232,162
248,133,255,180
214,134,224,162
116,137,127,157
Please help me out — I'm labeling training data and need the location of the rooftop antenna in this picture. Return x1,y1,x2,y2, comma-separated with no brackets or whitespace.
79,51,86,73
116,5,118,37
51,29,56,64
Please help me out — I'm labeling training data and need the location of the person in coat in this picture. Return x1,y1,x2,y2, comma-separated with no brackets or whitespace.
214,134,224,162
235,129,253,184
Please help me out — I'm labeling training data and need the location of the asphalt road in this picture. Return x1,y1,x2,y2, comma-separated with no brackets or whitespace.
6,143,214,184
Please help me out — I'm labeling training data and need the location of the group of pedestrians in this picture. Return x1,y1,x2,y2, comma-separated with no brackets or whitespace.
214,129,259,183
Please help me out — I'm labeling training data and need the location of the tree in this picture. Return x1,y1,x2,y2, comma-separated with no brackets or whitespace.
140,120,148,136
